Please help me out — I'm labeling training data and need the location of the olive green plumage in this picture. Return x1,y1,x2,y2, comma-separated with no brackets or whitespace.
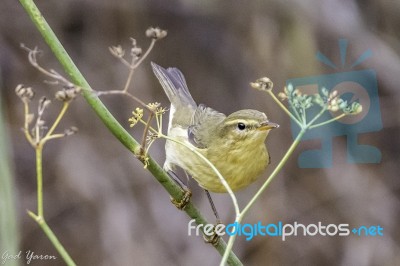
152,63,278,193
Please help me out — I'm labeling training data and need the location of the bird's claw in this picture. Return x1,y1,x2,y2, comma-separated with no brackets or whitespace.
170,190,192,210
203,225,221,246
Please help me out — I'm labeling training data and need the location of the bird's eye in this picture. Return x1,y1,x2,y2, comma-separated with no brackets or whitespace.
237,122,246,130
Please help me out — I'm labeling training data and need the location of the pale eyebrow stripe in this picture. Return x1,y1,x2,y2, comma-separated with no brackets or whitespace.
224,119,259,127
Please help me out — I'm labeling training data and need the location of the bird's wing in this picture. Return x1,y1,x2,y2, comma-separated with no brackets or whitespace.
188,104,226,149
152,62,197,127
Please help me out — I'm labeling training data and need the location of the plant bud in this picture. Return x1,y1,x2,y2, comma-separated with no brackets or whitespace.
64,126,78,136
250,77,273,91
131,47,143,57
109,45,125,58
15,84,35,102
55,87,80,102
351,103,363,115
145,27,167,40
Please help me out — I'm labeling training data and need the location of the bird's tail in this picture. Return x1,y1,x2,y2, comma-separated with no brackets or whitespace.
151,62,196,108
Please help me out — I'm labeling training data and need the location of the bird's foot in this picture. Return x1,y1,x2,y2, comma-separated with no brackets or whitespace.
203,223,221,246
170,190,192,210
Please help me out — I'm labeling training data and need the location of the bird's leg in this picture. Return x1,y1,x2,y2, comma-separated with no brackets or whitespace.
167,170,192,210
203,190,221,246
205,190,221,223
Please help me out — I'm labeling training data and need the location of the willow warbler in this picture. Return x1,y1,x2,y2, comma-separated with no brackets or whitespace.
152,63,278,193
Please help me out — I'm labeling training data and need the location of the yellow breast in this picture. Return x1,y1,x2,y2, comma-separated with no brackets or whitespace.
165,127,269,193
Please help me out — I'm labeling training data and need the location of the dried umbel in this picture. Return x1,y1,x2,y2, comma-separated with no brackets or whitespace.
250,77,273,92
131,47,143,57
109,45,125,58
145,27,167,40
55,86,81,102
64,126,78,136
15,84,35,102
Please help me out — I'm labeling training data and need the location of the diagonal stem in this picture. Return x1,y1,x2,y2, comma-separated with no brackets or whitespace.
267,90,303,127
19,1,242,265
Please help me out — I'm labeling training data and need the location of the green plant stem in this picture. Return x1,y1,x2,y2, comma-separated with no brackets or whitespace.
0,90,20,266
220,222,239,266
162,135,240,216
306,106,327,128
242,127,306,217
28,212,76,266
310,113,345,129
19,0,241,264
36,144,44,217
290,104,303,125
220,127,306,266
44,102,69,140
23,101,34,145
31,143,76,265
301,106,307,124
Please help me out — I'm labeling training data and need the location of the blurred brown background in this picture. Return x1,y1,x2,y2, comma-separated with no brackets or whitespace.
1,0,400,265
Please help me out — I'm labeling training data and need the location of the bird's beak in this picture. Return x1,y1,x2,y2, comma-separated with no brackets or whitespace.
258,121,279,131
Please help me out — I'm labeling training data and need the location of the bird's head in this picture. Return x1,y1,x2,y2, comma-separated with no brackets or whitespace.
217,109,279,144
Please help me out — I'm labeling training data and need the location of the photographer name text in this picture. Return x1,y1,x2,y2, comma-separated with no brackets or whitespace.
1,250,57,265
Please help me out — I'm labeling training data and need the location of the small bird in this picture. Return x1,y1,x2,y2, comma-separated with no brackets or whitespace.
152,63,278,194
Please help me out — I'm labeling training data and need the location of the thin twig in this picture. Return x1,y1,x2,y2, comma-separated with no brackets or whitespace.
28,212,76,266
141,112,155,153
43,102,69,140
96,90,153,113
132,39,156,69
122,55,137,93
310,113,346,129
23,101,34,146
21,44,75,88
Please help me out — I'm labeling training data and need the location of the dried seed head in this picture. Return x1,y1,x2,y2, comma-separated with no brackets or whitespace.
353,103,362,114
250,77,273,91
15,84,35,102
147,102,160,112
130,38,137,47
278,92,287,100
39,96,51,110
346,102,363,115
38,96,51,117
64,126,78,136
109,45,125,58
145,27,167,40
37,119,45,127
131,47,143,57
294,89,302,96
55,86,81,102
55,90,68,101
328,104,340,112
